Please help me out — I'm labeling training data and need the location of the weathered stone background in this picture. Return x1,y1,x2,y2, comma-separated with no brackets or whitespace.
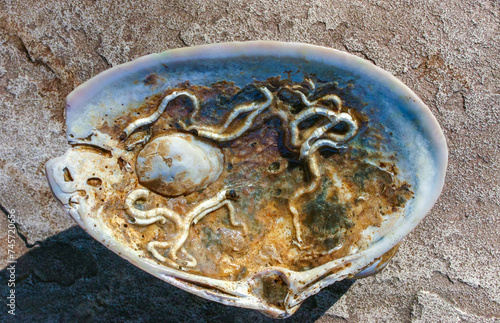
0,0,499,322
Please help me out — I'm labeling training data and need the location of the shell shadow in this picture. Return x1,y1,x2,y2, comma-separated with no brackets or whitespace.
0,226,354,322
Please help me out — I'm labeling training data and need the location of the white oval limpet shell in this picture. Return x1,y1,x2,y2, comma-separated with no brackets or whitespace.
46,41,447,318
136,133,224,196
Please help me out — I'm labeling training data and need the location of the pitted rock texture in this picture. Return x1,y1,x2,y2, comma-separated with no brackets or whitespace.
0,0,498,322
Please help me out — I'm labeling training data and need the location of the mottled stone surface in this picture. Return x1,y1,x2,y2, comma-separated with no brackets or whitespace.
0,0,498,322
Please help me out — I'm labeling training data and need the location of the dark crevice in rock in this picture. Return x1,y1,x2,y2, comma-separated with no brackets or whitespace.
0,202,38,248
13,34,33,62
97,52,112,68
434,270,455,284
13,34,61,81
0,17,79,98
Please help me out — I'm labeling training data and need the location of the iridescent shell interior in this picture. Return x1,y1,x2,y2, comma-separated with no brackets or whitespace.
46,42,447,318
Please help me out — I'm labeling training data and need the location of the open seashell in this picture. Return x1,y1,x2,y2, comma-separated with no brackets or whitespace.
46,42,447,318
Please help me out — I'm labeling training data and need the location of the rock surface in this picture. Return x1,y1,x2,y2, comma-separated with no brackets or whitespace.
0,0,498,322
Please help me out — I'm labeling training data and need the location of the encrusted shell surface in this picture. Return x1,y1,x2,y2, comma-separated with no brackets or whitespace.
45,41,447,318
